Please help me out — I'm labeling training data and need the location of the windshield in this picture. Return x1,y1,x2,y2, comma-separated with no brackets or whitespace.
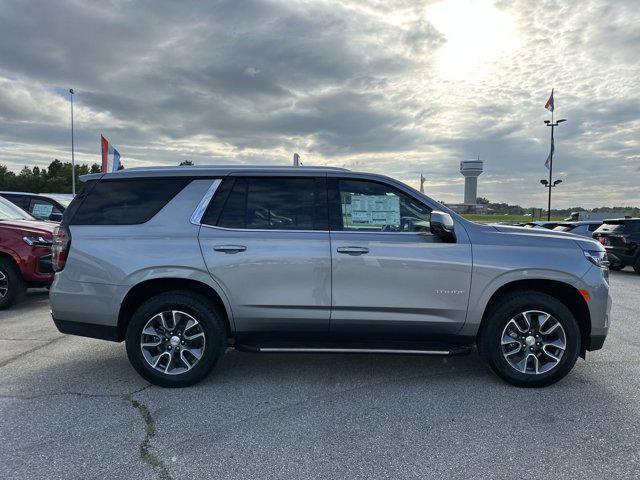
0,197,36,221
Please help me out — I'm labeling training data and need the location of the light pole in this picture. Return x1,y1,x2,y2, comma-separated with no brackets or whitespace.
544,117,566,220
69,88,76,195
540,178,562,219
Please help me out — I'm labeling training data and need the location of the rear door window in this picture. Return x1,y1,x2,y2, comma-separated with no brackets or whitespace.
69,178,190,225
204,177,327,231
30,199,61,220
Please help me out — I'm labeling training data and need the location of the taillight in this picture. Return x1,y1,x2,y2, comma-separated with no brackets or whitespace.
52,225,71,272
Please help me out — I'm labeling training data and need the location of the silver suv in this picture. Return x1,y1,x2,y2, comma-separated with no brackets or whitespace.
49,166,611,388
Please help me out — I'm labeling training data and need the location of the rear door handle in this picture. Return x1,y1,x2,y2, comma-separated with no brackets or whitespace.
213,245,247,254
336,246,369,255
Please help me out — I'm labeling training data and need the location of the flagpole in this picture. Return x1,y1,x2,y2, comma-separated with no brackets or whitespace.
547,123,553,221
69,88,75,195
543,89,566,221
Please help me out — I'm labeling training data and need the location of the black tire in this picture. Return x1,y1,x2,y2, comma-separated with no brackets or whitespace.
608,264,624,271
633,257,640,274
0,258,27,310
478,291,580,388
125,291,227,388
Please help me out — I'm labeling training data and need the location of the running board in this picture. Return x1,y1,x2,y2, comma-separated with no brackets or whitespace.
235,342,471,356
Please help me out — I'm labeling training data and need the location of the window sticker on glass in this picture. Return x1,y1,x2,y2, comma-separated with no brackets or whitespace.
350,195,400,226
32,203,54,218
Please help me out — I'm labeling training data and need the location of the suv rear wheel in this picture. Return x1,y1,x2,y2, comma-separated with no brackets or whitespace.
0,258,26,310
479,291,580,387
125,291,226,387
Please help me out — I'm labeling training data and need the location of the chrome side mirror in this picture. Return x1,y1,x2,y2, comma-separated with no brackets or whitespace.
430,211,456,242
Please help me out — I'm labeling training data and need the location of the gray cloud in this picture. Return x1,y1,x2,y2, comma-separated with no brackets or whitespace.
0,0,638,208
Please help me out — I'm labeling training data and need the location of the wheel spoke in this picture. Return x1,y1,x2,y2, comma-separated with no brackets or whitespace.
541,346,560,362
542,338,566,350
184,331,204,341
504,345,523,357
152,351,171,368
540,321,560,335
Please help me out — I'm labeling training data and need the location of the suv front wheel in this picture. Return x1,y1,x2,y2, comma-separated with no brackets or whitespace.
125,291,227,387
479,291,580,388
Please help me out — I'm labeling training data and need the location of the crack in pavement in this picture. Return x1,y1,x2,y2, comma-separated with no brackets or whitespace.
122,385,172,480
0,391,120,400
0,335,67,369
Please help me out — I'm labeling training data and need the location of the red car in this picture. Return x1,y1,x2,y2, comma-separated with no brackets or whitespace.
0,196,55,309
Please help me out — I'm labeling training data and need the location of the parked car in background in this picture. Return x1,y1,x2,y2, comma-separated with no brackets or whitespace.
50,166,610,389
0,197,54,308
565,211,632,222
552,221,603,238
592,218,640,273
0,192,74,222
518,221,561,230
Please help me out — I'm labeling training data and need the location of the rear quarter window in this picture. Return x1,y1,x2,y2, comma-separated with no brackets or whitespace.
69,178,190,225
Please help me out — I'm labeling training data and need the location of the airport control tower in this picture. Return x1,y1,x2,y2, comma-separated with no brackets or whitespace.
460,159,483,204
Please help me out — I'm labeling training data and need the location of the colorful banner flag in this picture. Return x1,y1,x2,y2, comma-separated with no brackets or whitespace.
101,135,121,172
545,128,554,169
545,89,554,112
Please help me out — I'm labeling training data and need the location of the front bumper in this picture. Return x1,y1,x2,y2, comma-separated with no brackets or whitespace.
581,264,612,351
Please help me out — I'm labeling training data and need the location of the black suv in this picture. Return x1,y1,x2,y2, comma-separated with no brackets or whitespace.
593,218,640,273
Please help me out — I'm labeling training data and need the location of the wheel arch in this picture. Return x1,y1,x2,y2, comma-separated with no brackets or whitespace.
477,279,591,354
117,277,234,342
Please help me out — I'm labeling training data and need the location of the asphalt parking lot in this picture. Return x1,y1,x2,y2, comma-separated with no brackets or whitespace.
1,270,639,479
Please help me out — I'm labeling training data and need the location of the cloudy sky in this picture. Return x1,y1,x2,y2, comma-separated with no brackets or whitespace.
0,0,638,208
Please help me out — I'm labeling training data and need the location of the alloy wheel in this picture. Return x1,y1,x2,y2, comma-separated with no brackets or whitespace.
501,310,566,375
0,270,8,298
140,310,206,375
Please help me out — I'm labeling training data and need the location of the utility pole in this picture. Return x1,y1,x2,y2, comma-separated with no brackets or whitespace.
69,88,76,195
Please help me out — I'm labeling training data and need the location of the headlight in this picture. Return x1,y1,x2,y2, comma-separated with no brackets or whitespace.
23,236,53,247
583,250,609,268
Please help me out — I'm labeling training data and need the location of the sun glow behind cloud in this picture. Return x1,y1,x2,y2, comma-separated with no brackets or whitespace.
426,0,521,80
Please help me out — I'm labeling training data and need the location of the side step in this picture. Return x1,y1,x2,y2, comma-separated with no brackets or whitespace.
234,341,472,356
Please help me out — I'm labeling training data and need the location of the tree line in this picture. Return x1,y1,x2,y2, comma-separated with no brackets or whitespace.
0,159,102,193
0,159,190,193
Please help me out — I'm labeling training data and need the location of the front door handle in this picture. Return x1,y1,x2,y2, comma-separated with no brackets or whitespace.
213,245,247,254
336,246,369,255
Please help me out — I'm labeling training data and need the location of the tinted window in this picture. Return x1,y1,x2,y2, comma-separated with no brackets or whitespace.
70,178,190,225
627,221,640,233
212,177,323,230
333,179,430,232
3,195,31,210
